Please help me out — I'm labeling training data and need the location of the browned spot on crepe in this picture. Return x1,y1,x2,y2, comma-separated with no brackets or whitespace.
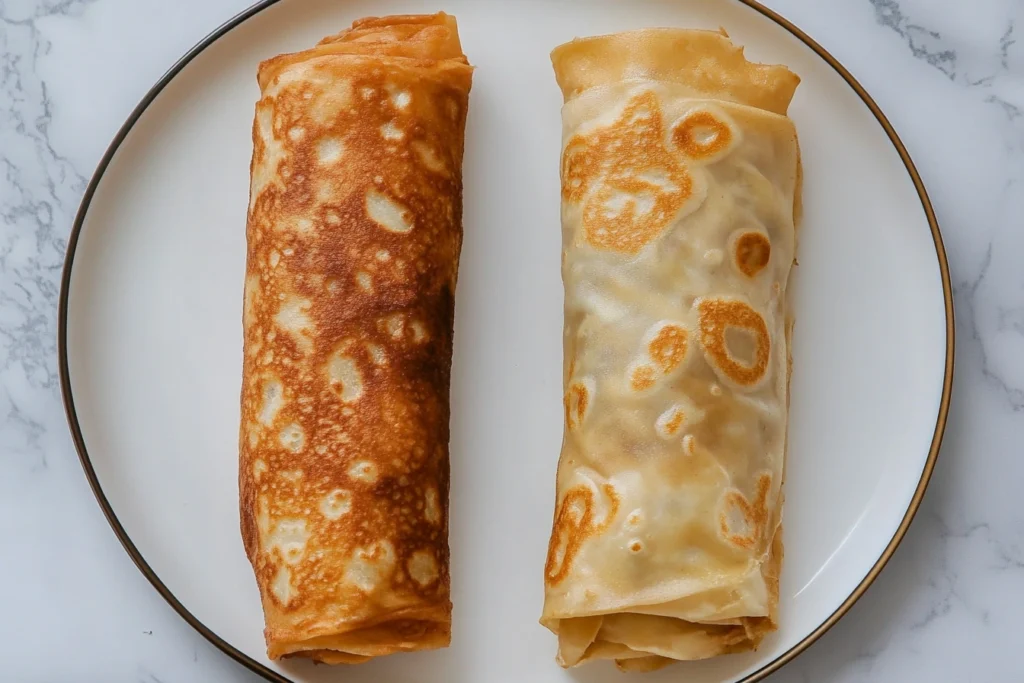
673,109,734,160
697,298,771,387
719,473,772,549
629,364,657,392
659,408,685,437
564,381,591,431
734,231,771,277
545,484,620,585
560,91,696,254
647,323,688,374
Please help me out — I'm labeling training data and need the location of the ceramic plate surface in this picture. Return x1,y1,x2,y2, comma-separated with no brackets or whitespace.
59,1,952,681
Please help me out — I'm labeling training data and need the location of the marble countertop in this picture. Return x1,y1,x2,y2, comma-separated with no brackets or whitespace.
1,0,1021,680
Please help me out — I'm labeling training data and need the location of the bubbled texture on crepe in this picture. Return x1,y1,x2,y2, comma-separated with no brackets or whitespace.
542,28,801,670
239,12,472,664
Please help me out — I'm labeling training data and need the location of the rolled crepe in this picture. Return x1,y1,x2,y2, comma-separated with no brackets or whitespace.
541,29,801,671
239,13,472,663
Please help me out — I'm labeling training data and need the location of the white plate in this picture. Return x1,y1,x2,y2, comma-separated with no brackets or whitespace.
59,1,953,681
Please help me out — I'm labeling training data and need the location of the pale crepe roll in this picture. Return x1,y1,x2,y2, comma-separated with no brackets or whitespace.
541,29,802,671
239,13,472,664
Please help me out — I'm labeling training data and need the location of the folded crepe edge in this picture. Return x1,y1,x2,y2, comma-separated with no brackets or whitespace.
257,12,473,92
550,28,799,115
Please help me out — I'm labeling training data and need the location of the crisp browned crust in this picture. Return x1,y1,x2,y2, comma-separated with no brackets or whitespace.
239,12,472,663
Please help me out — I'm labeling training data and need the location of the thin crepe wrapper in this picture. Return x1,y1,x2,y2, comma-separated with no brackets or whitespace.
541,28,801,671
239,13,472,664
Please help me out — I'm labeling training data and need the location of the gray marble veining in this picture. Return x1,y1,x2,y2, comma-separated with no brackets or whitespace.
0,0,92,473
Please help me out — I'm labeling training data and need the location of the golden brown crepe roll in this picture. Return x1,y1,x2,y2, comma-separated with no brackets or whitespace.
238,13,472,664
541,29,801,671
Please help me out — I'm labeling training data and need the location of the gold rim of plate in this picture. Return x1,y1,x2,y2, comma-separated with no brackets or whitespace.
56,1,954,681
